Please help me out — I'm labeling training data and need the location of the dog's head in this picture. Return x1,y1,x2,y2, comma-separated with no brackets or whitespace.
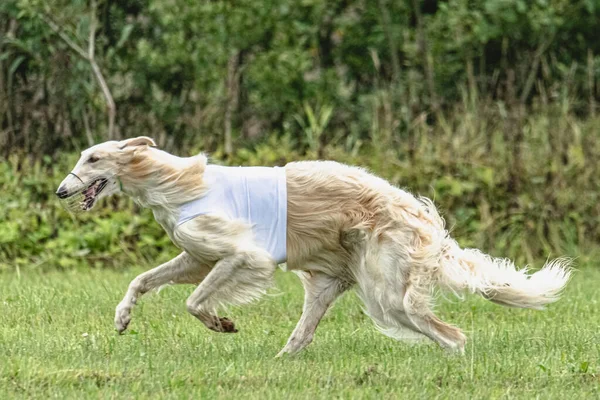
56,136,156,211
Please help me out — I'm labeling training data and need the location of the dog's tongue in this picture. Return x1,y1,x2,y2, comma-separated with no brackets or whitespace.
84,184,97,198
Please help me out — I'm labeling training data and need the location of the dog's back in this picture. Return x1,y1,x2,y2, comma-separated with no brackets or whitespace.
284,160,428,268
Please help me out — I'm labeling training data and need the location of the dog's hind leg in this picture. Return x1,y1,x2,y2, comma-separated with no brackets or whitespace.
115,252,209,333
185,249,275,333
402,284,466,352
277,271,350,357
352,228,463,349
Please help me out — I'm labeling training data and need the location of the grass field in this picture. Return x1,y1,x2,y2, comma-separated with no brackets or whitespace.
1,265,599,399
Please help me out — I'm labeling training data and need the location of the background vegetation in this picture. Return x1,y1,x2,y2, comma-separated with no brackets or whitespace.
1,0,600,270
1,2,600,398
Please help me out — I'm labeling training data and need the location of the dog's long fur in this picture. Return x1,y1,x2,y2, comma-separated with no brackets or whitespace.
58,137,572,355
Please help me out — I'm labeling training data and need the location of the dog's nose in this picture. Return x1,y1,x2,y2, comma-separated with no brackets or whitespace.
56,185,69,199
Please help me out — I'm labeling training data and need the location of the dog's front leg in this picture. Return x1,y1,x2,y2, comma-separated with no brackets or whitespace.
115,252,209,333
174,214,276,333
185,250,274,333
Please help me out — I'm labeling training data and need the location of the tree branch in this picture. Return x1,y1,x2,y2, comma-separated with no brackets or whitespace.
87,0,115,140
377,0,400,84
224,51,239,157
520,34,554,104
88,0,96,60
43,16,89,60
43,0,116,140
411,0,440,116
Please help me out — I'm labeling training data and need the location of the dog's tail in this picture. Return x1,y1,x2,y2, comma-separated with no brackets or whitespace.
437,238,572,309
416,197,572,309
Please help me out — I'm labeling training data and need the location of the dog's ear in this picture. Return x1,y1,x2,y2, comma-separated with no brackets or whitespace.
118,136,157,149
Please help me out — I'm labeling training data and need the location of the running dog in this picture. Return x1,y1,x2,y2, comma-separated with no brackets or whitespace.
56,136,572,355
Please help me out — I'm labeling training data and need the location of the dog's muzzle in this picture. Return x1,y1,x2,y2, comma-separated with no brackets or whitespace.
56,172,85,199
56,173,111,213
56,185,69,199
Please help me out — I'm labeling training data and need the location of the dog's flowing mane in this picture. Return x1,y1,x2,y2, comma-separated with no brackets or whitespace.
119,147,208,209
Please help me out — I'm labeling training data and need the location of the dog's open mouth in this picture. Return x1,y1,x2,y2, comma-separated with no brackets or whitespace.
81,178,108,210
60,178,109,212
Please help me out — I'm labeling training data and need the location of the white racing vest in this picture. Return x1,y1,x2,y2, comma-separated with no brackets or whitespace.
177,165,287,264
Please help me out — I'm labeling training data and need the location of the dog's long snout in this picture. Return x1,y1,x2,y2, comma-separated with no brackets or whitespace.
56,185,69,199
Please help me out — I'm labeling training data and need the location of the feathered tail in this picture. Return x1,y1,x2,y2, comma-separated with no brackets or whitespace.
438,239,572,309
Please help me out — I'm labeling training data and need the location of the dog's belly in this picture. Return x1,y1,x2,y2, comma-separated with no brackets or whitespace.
287,248,352,275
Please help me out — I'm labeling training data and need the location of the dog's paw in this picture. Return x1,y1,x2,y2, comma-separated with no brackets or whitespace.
208,317,238,333
219,317,238,333
114,303,132,334
275,346,301,358
275,349,289,358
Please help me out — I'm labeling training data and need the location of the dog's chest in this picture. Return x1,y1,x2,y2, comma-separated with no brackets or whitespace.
152,207,179,243
175,165,288,263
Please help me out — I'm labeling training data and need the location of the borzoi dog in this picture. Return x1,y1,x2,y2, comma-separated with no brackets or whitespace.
56,136,571,355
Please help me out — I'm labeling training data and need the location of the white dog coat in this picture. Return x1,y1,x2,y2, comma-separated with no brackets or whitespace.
177,165,287,263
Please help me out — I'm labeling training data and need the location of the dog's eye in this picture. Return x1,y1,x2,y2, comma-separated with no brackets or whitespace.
87,155,100,164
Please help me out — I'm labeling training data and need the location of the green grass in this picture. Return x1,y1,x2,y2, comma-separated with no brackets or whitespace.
1,266,599,399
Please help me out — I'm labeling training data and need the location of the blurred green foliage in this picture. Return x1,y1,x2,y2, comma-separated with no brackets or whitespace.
1,0,600,270
1,0,600,153
1,101,599,271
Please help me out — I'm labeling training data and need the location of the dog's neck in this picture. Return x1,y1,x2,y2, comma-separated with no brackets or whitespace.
118,147,208,232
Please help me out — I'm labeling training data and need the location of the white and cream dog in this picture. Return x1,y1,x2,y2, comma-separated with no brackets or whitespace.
56,136,572,355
